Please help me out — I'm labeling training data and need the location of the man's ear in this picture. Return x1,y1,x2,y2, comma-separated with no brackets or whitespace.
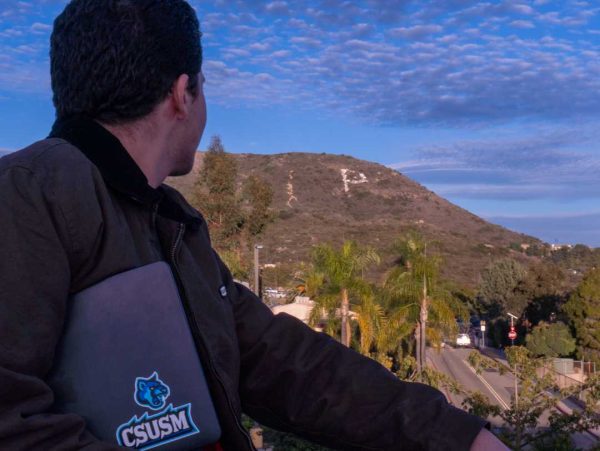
171,74,191,119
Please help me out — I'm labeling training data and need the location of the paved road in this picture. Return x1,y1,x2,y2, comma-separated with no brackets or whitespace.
428,346,598,449
428,346,508,426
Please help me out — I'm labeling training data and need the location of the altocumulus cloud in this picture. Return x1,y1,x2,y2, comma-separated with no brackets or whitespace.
192,0,600,126
2,0,599,127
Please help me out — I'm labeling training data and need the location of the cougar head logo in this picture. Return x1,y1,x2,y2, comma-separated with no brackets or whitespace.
134,372,170,410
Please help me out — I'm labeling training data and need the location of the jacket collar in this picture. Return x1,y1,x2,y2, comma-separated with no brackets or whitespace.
49,115,202,229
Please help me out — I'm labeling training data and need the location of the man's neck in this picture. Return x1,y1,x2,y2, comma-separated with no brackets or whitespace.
100,119,171,188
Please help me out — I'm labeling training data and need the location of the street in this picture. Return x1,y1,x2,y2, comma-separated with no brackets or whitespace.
427,346,598,449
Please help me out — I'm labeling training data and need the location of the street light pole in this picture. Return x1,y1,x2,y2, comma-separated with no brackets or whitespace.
480,320,486,349
254,244,263,299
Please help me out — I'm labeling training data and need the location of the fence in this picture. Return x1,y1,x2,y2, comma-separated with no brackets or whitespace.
539,365,582,389
538,358,597,406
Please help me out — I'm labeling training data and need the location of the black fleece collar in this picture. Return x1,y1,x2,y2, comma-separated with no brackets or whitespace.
49,115,201,229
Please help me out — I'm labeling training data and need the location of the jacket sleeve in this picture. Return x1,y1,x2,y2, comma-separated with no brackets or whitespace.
0,167,121,450
216,256,486,451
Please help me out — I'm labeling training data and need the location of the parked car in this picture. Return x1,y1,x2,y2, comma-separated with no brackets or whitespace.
456,333,471,347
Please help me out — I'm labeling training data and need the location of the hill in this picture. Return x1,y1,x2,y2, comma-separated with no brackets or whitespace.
167,152,542,288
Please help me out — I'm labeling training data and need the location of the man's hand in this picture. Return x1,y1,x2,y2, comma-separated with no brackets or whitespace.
470,428,510,451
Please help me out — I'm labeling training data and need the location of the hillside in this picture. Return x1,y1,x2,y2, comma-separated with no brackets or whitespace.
168,152,542,288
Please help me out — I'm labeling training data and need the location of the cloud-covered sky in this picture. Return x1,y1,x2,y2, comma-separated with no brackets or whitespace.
0,0,599,246
200,0,600,125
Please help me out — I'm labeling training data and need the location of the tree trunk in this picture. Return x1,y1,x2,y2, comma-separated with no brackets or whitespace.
415,324,422,375
341,288,351,347
419,315,427,372
419,277,428,374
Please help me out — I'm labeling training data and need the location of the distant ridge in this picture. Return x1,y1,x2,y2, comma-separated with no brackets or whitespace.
168,151,542,287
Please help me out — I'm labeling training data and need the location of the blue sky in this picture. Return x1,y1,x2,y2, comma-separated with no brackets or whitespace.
0,0,599,246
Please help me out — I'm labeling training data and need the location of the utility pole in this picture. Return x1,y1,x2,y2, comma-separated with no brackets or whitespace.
508,312,517,347
508,312,519,407
419,275,428,374
418,243,428,378
254,244,263,299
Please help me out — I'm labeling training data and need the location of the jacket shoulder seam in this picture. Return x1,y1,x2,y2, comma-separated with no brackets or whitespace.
0,140,79,176
29,139,73,162
0,156,78,257
0,164,34,178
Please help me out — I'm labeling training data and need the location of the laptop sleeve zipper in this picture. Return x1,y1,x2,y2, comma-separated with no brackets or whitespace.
169,223,255,450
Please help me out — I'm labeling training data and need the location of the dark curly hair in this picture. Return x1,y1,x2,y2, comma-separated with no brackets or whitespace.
50,0,202,124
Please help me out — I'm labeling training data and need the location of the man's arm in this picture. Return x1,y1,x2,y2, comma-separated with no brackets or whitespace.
216,255,489,451
0,167,119,450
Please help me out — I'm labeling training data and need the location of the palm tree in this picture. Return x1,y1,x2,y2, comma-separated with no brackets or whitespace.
384,232,466,376
353,285,386,355
308,241,380,347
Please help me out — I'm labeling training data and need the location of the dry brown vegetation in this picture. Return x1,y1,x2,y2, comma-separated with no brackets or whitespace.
168,152,541,288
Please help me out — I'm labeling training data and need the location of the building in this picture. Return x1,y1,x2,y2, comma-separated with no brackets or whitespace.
271,296,315,324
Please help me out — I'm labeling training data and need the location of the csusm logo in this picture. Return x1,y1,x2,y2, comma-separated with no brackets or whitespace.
116,372,199,450
135,372,170,410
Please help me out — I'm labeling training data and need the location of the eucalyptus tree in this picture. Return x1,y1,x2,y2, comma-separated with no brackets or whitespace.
193,136,274,253
194,136,241,243
241,174,274,238
307,241,380,347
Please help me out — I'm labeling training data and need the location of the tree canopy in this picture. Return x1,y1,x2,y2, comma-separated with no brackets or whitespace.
384,232,466,374
193,136,274,252
307,240,380,346
525,321,575,358
193,136,241,245
467,346,600,450
516,262,566,326
477,258,526,317
563,268,600,365
242,175,274,237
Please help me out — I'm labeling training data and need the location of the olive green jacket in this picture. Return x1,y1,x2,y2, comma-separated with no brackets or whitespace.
0,116,485,450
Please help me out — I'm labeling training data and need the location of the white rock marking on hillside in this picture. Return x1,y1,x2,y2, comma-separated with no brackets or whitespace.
287,170,298,208
340,168,368,193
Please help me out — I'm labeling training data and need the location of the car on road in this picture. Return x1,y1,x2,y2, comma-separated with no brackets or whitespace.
456,333,471,347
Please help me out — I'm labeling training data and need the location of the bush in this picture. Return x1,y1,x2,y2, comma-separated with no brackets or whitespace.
525,321,575,358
